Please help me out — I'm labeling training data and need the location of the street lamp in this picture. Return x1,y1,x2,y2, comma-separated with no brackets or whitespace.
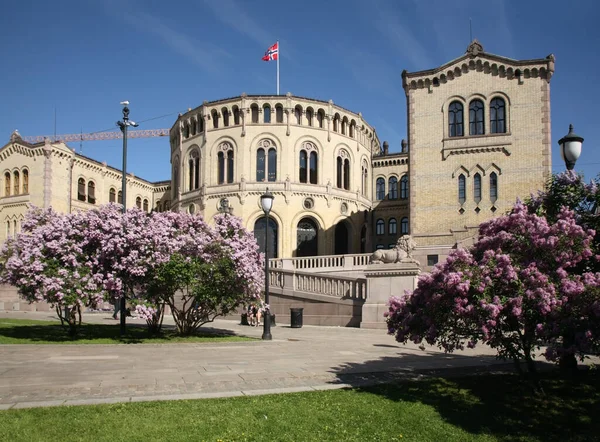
116,101,139,336
559,124,584,170
260,188,274,341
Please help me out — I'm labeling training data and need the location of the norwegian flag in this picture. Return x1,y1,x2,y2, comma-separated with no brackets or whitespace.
262,42,279,61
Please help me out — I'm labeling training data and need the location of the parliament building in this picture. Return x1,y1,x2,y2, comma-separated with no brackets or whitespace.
0,41,555,263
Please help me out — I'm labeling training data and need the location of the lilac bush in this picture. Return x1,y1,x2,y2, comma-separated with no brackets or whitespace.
386,201,600,376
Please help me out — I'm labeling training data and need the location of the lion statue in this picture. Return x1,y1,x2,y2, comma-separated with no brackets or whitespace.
369,235,417,264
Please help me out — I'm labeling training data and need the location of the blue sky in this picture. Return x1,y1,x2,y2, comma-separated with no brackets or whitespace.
1,0,598,183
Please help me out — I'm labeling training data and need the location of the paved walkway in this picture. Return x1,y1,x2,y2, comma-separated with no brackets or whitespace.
0,310,512,410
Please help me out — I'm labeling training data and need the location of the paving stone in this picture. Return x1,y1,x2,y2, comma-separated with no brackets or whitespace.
12,400,66,409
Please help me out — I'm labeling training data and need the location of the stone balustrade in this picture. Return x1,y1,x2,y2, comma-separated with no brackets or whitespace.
269,253,371,271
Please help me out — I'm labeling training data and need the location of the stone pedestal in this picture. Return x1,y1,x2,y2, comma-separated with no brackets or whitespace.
360,261,420,329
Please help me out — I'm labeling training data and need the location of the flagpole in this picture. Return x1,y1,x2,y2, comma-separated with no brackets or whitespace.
276,40,280,95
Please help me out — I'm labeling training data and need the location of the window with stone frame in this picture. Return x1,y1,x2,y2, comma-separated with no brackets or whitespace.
376,218,385,235
448,101,464,137
469,99,485,135
77,178,86,201
490,97,506,134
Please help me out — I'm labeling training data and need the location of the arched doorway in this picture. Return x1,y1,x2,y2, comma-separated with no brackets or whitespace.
360,225,367,253
253,217,278,259
296,217,318,257
334,221,349,255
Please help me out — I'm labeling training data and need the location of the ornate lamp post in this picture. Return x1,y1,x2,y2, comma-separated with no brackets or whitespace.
116,101,138,336
559,124,584,170
260,189,274,340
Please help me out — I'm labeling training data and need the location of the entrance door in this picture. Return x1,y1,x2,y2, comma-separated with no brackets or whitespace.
296,218,318,257
334,222,349,255
253,217,278,259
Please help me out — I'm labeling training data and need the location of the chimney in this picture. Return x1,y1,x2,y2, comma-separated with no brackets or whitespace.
401,139,408,153
383,141,389,155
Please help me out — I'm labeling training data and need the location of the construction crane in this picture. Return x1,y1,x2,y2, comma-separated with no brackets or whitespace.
21,129,171,144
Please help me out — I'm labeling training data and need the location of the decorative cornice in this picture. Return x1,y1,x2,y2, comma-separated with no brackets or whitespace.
442,145,511,160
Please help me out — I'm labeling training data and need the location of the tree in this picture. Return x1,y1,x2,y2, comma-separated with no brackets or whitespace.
386,201,600,380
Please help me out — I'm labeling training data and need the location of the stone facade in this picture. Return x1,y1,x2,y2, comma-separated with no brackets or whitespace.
0,41,553,261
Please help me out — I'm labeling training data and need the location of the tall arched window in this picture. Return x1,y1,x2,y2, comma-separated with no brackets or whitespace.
336,151,351,190
222,108,229,127
263,105,271,123
389,176,398,200
143,199,149,212
254,217,279,259
218,152,225,184
268,148,277,182
400,175,409,199
275,104,284,123
389,218,397,235
376,219,385,235
22,170,28,193
173,162,180,196
227,150,234,183
296,218,318,257
118,191,123,204
188,150,200,191
109,188,116,203
4,172,10,196
309,151,318,184
13,171,19,195
317,110,324,128
212,110,219,129
198,115,204,132
87,181,96,204
361,162,368,196
191,119,197,136
333,114,340,132
401,217,409,234
343,159,350,190
136,197,142,209
294,106,302,125
77,178,86,201
458,174,466,204
6,221,10,238
299,150,307,183
306,108,314,126
251,104,259,123
350,121,356,138
336,157,343,188
233,107,240,125
469,99,485,135
376,177,385,200
448,101,464,137
474,173,482,204
490,172,498,203
341,117,348,135
490,97,506,134
256,148,266,182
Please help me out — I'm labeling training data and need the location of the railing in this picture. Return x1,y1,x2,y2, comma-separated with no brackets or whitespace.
269,253,371,271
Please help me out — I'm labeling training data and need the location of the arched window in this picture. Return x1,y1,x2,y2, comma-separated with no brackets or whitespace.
342,117,348,135
474,173,482,204
256,148,266,182
448,101,464,137
263,105,271,123
173,162,180,196
389,176,398,200
376,178,385,200
13,171,19,195
188,150,200,191
296,218,318,257
164,200,170,210
13,220,17,236
143,199,149,212
309,151,318,185
361,163,368,196
118,191,123,204
490,97,506,134
198,116,204,132
336,151,351,190
251,104,259,123
490,172,498,203
458,174,466,204
400,175,409,199
191,119,197,136
469,99,485,135
294,106,302,125
222,108,229,127
6,220,10,238
343,159,350,190
317,110,324,128
389,218,397,235
109,188,116,203
333,114,340,132
136,197,142,209
4,172,10,196
77,178,86,201
350,121,356,138
233,107,240,125
336,157,342,188
212,110,219,129
254,217,279,259
218,152,225,184
306,108,314,126
22,170,28,193
376,219,385,235
182,123,189,138
87,181,96,204
275,104,284,123
299,150,307,183
227,150,234,183
268,148,277,182
401,217,409,235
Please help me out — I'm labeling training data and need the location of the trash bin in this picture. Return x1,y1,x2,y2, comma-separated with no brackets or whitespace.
290,308,303,328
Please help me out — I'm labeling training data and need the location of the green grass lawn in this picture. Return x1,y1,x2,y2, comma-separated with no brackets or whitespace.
1,371,599,442
0,318,254,344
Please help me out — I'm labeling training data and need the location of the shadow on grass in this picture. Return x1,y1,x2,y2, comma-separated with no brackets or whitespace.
330,351,600,442
0,320,242,344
